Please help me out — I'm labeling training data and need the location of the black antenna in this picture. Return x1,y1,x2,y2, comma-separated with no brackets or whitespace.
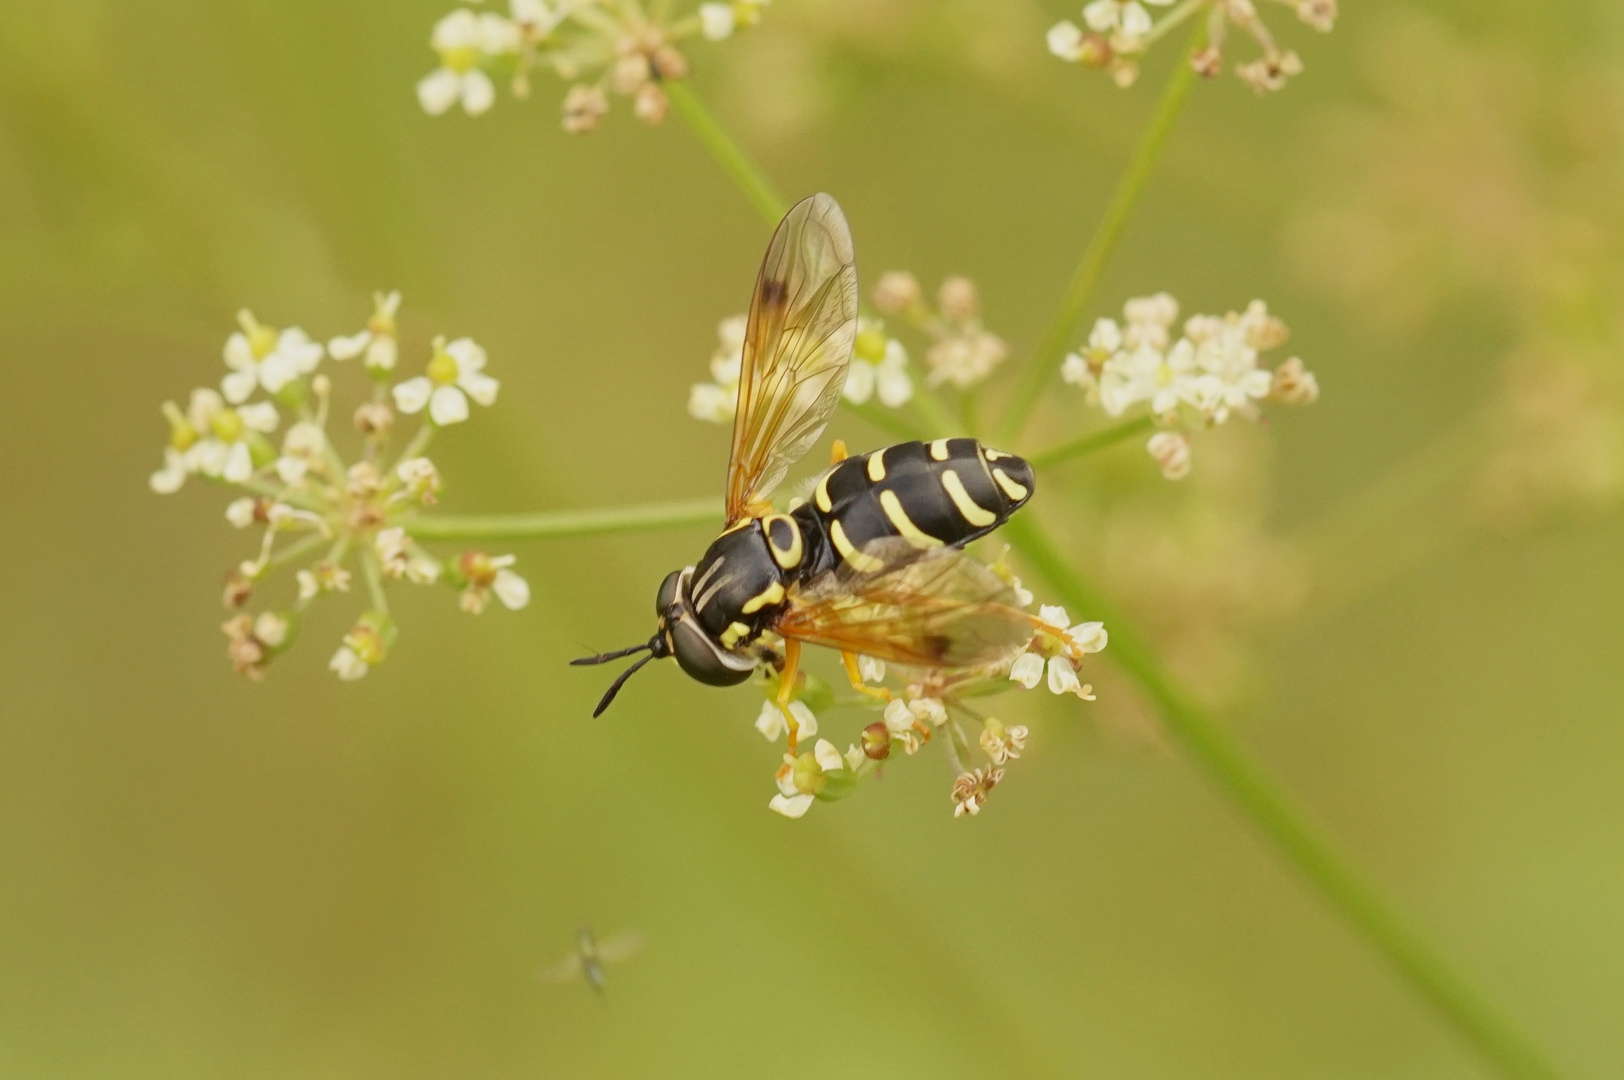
571,643,651,666
592,653,654,717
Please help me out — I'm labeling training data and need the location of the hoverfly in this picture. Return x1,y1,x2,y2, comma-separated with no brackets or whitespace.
535,926,643,995
575,194,1039,748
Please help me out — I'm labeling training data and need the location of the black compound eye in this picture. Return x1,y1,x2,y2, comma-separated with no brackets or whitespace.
670,620,753,687
655,570,683,616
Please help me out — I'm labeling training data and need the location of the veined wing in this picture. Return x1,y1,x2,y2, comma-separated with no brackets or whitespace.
534,952,584,984
775,541,1034,670
725,193,858,523
593,929,644,964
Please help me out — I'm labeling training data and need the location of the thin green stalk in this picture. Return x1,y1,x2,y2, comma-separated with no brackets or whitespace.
359,549,389,615
404,497,722,542
995,24,1206,445
1002,513,1567,1080
665,80,786,225
1027,415,1155,469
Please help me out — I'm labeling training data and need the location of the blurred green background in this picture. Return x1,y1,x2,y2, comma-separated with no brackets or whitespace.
2,0,1622,1076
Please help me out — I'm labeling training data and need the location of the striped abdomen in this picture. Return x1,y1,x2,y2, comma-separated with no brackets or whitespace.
793,438,1034,575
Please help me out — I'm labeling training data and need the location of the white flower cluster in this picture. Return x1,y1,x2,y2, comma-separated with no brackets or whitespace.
743,583,1104,821
418,0,768,131
1061,293,1319,479
872,271,1009,392
687,312,915,426
150,294,530,683
1049,0,1336,92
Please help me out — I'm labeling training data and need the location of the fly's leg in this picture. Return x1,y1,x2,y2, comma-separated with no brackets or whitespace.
841,650,892,703
776,638,803,756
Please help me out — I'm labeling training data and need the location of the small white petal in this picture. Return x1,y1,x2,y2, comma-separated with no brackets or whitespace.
429,385,470,425
418,68,462,115
787,700,817,738
699,2,736,40
875,353,913,407
814,739,845,772
256,353,299,395
883,698,915,733
1047,20,1085,61
225,497,257,528
297,570,319,601
223,332,255,372
755,701,786,741
461,70,497,115
459,370,500,407
768,793,815,819
842,360,875,404
328,330,370,360
1047,656,1083,696
1121,1,1152,36
446,337,488,373
1082,0,1118,31
1038,604,1070,629
275,456,308,484
1067,621,1109,653
687,383,734,423
236,401,280,432
365,336,398,372
221,368,258,405
149,448,188,494
222,441,254,483
858,655,886,683
1009,651,1045,689
493,568,530,609
329,646,369,681
392,377,433,414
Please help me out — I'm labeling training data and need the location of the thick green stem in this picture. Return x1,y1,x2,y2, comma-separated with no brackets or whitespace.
995,25,1205,444
1027,415,1155,469
665,80,786,225
404,497,722,542
1002,513,1566,1080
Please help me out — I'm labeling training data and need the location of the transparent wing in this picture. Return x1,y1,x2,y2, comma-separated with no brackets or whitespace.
534,952,583,984
594,929,644,965
726,193,858,523
775,541,1034,670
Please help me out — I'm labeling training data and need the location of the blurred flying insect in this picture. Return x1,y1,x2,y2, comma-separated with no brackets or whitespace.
535,926,644,995
574,194,1040,748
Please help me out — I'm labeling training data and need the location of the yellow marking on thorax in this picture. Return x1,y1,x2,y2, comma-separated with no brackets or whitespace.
929,438,952,461
992,467,1029,501
941,469,998,527
764,514,803,570
720,621,753,649
814,471,834,513
983,447,1010,461
879,490,944,549
719,516,754,535
740,580,786,614
866,450,887,483
830,519,886,573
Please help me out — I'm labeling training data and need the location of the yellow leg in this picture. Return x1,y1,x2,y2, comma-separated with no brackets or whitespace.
776,639,803,755
841,651,892,702
830,439,848,464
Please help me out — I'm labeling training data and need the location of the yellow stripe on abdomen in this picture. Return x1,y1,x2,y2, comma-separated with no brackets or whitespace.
830,519,886,573
879,490,944,549
941,469,998,527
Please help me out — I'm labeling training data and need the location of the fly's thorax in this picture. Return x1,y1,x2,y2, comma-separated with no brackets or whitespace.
802,439,1036,572
686,518,795,648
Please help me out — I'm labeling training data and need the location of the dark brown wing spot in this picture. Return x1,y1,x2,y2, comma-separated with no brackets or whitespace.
759,277,788,310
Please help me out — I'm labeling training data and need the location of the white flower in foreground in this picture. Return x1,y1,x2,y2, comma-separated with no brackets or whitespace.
456,551,529,613
1010,606,1105,698
755,699,817,742
1081,0,1165,40
769,790,814,818
393,336,498,425
183,390,279,484
418,10,511,117
1099,340,1199,418
221,313,324,403
699,2,736,40
328,290,402,373
857,655,886,683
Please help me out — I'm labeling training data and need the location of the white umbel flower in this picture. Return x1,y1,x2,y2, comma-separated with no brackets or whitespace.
418,9,514,116
221,315,324,404
755,699,817,742
327,291,402,373
393,336,498,425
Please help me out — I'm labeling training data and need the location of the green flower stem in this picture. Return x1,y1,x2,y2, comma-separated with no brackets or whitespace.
265,532,327,571
1002,512,1566,1080
359,549,389,615
995,23,1206,445
666,80,787,225
1027,415,1155,469
404,497,723,542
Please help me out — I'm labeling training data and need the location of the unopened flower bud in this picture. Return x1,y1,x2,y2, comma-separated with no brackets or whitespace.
650,44,688,80
1076,31,1112,67
872,271,922,315
253,610,292,651
633,82,668,125
610,53,650,94
223,568,254,609
354,401,395,436
1270,357,1319,405
1146,431,1192,480
1190,46,1223,78
861,721,892,760
937,276,980,322
562,84,608,134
